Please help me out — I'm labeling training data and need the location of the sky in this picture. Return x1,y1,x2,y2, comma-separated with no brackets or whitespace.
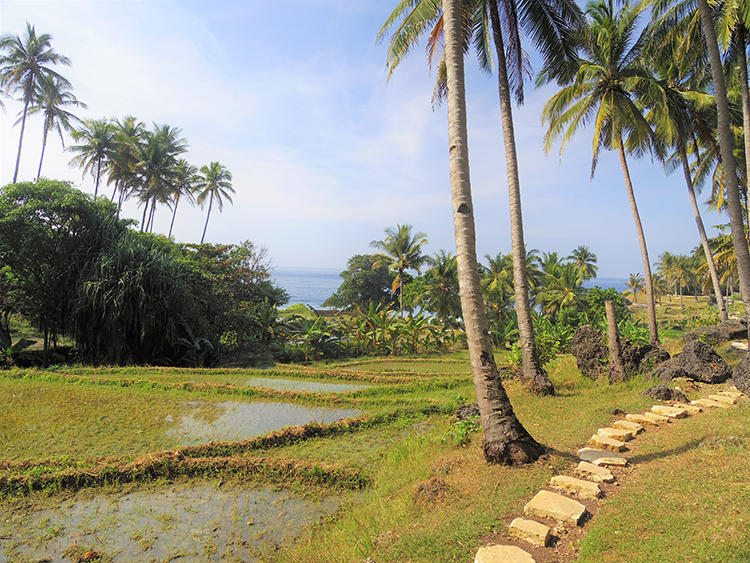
0,0,724,278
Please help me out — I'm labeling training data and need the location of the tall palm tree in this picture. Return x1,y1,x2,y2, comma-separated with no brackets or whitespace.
541,0,660,344
538,262,585,317
196,161,234,244
421,250,461,327
371,224,429,316
379,0,580,395
0,22,71,183
439,0,544,464
567,245,598,280
626,272,645,304
68,119,115,197
107,116,145,214
26,73,86,179
168,159,198,238
695,0,750,328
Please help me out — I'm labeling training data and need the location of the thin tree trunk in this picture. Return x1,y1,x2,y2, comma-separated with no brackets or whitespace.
168,194,180,238
737,25,750,230
698,0,750,341
441,0,543,465
94,159,102,197
678,143,728,320
488,0,553,395
148,199,157,232
633,286,638,304
37,124,49,180
140,199,149,232
201,193,213,244
117,187,125,217
617,138,658,344
111,183,118,202
13,98,30,183
605,300,626,383
680,284,683,307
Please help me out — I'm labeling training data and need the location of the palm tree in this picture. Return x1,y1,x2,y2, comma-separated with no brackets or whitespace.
652,272,668,305
107,116,145,214
379,0,580,395
196,161,234,244
568,245,598,280
168,159,198,238
68,119,115,197
27,73,86,179
0,22,71,183
538,262,585,317
541,0,660,345
438,0,544,464
482,252,515,329
371,224,428,316
421,250,461,327
695,0,750,327
626,273,645,304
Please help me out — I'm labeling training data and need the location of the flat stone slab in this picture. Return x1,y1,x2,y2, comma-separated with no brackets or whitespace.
708,394,738,405
691,398,728,408
717,390,744,399
612,420,645,434
651,405,689,418
475,544,535,563
626,412,670,425
597,427,633,441
524,490,587,526
730,341,748,351
589,434,627,452
549,475,602,499
670,402,703,414
577,447,628,466
574,461,615,483
508,517,551,547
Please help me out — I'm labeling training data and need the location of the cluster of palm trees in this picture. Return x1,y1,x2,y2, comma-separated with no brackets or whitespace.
381,0,750,463
0,23,235,243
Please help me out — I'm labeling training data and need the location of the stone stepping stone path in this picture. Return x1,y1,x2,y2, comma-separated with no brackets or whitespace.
473,385,747,562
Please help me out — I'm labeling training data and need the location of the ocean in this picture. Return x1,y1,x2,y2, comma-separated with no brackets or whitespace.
272,267,628,310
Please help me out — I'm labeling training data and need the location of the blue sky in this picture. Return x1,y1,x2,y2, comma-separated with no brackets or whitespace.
0,0,722,277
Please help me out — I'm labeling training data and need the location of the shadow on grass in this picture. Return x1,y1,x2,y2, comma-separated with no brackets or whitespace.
629,439,702,464
541,447,578,462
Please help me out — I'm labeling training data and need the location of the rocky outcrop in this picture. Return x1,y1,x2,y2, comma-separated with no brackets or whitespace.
642,384,688,403
732,353,750,395
571,325,608,379
650,340,731,384
682,320,748,345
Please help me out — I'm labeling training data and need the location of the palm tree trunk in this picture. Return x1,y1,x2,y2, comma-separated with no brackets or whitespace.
605,300,625,383
441,0,543,465
680,284,683,307
617,138,658,344
737,25,750,226
168,194,180,238
111,183,118,202
94,159,102,197
678,143,728,321
12,98,30,183
37,124,49,180
140,199,149,232
698,0,750,339
147,199,157,232
488,0,553,396
201,193,214,244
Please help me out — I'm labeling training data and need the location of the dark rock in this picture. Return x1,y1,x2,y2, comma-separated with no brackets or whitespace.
570,325,607,379
682,320,748,345
453,403,480,421
651,340,731,384
642,384,689,403
732,353,750,395
621,342,670,376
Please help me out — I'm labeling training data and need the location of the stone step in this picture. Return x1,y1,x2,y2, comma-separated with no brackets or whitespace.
612,420,645,434
508,517,551,547
475,544,535,563
597,427,634,441
524,490,587,526
669,402,702,414
651,405,689,419
717,390,744,400
549,475,602,499
691,398,728,409
728,386,743,394
708,394,738,405
589,434,627,452
577,447,628,466
626,412,670,425
574,461,615,483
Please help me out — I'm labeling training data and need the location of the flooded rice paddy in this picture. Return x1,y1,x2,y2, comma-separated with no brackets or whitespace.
0,479,341,562
241,376,369,393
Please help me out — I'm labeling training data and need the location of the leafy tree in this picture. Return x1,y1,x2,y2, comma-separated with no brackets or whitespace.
370,224,428,316
538,262,585,318
68,119,116,197
568,245,598,280
168,159,198,238
0,22,71,183
626,272,645,304
323,254,397,310
196,161,234,244
420,250,461,327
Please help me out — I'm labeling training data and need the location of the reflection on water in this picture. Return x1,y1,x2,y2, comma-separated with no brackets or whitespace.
243,376,369,393
0,481,340,562
168,401,362,445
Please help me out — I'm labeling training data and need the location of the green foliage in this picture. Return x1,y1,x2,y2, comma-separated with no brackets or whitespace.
618,319,650,346
324,254,397,310
447,415,480,447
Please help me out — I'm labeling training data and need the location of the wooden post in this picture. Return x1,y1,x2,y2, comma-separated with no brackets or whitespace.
606,300,626,383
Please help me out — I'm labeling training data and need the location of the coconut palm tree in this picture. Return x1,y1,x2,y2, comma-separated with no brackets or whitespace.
567,245,598,280
379,0,580,395
652,272,668,305
107,116,146,213
26,73,86,179
168,159,198,239
421,250,461,327
0,22,71,183
438,0,544,464
68,119,116,197
626,273,645,304
541,0,660,344
538,262,585,317
196,161,234,244
371,224,429,316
